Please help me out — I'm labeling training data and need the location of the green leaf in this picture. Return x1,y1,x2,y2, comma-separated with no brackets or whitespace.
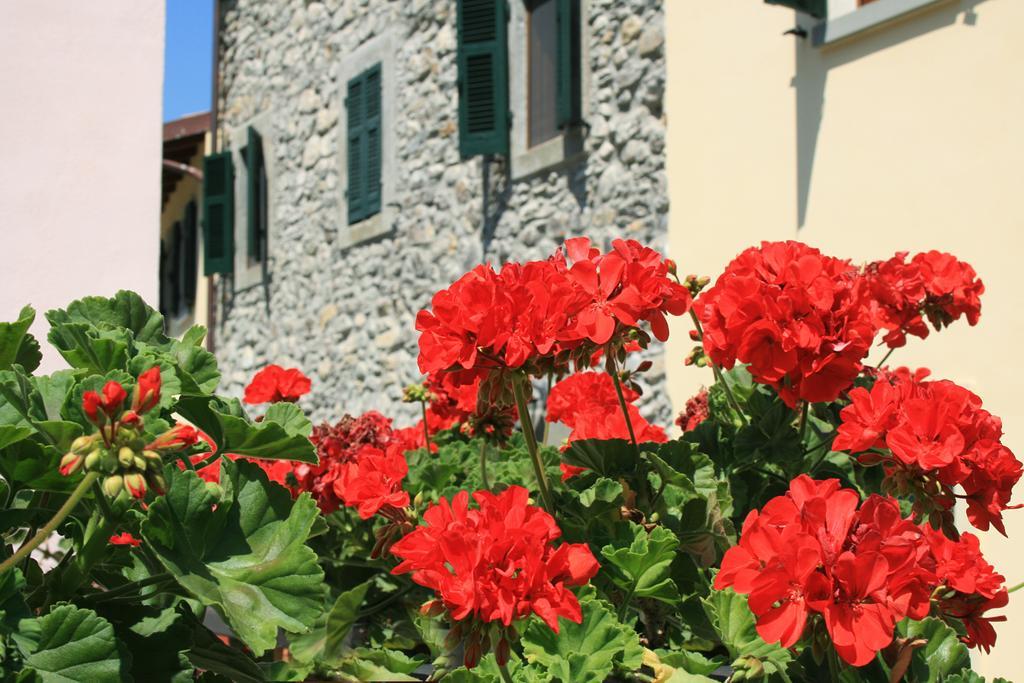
332,648,425,682
0,439,82,492
323,581,370,664
702,587,792,675
175,396,316,463
0,424,33,450
522,592,642,683
46,290,167,345
563,439,638,479
600,524,681,606
186,618,266,683
14,604,127,682
141,460,325,655
896,617,970,683
0,306,39,372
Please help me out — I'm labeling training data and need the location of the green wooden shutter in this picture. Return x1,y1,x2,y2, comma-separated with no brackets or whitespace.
183,201,198,307
365,64,382,218
202,151,234,275
245,126,264,260
346,74,366,224
764,0,826,19
457,0,509,158
556,0,582,129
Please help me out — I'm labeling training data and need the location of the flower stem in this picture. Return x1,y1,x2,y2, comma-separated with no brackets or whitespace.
90,572,173,602
876,346,896,368
479,440,491,491
420,401,432,453
606,353,639,453
0,471,99,575
498,663,515,683
688,310,748,425
797,402,810,444
512,377,555,515
1008,580,1024,594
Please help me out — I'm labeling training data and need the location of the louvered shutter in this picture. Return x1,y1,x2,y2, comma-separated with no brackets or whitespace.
556,0,582,129
183,201,198,307
202,151,234,275
764,0,826,19
245,126,264,260
457,0,509,158
365,64,382,218
347,75,366,224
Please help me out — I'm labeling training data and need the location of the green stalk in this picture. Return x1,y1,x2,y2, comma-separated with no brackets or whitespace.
1,471,99,575
606,354,639,453
420,400,432,453
797,402,810,444
512,377,555,515
1008,580,1024,594
479,440,491,491
498,663,515,683
688,310,748,424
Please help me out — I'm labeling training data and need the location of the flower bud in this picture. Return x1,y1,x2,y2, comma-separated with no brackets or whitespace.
664,258,677,276
463,639,481,669
103,475,124,498
133,455,148,470
101,450,119,474
118,447,136,468
149,473,167,495
205,481,223,500
84,451,100,470
70,435,95,455
124,473,147,499
495,636,511,666
420,600,445,618
59,452,83,477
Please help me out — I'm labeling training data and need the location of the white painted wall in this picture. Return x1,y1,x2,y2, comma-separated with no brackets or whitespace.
0,1,165,372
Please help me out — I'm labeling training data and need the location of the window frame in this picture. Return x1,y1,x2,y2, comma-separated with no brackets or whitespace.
812,0,951,46
337,27,399,250
229,113,275,290
509,0,590,180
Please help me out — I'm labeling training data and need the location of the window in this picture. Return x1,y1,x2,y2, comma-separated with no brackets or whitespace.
243,126,267,263
527,0,559,147
800,0,949,46
457,0,510,157
346,64,382,225
508,0,585,179
227,114,274,289
160,201,199,321
337,27,398,249
201,151,234,275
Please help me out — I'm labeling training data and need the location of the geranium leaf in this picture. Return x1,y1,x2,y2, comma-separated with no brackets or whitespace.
14,604,127,682
896,617,970,683
522,592,641,683
141,460,325,655
600,523,681,606
332,648,425,682
46,290,167,345
702,587,792,676
0,306,39,372
175,396,316,463
323,581,370,664
563,439,638,478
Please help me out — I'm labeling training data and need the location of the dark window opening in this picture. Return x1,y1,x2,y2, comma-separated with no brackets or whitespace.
527,0,559,147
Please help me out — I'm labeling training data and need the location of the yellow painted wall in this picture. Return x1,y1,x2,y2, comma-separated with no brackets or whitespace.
665,0,1024,676
160,144,210,339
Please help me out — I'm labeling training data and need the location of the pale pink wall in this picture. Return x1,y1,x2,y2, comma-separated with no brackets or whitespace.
0,1,165,372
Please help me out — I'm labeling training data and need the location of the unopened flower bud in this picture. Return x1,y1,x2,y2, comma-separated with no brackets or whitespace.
118,447,136,468
70,435,94,455
124,473,147,499
664,258,677,276
495,636,511,666
133,455,148,470
59,452,83,477
463,639,481,669
84,451,100,470
420,600,445,618
149,473,167,495
103,475,124,498
101,450,119,474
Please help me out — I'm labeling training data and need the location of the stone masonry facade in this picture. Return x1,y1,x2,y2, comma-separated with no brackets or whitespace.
214,0,670,426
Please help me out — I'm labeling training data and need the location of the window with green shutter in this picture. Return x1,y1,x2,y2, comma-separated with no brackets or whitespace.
555,0,582,129
764,0,826,19
457,0,510,158
202,151,234,275
346,63,382,225
244,126,267,262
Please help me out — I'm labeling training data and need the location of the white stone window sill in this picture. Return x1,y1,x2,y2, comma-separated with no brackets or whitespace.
812,0,951,47
511,131,587,181
338,209,393,251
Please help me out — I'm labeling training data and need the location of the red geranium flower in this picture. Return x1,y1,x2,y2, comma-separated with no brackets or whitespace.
83,381,128,424
335,444,410,520
109,532,142,547
243,365,311,404
132,367,162,413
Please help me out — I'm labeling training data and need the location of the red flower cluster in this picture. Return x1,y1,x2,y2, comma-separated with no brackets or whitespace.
695,242,875,407
296,411,405,514
421,370,516,445
390,486,599,667
335,444,410,520
715,476,1007,666
416,238,690,379
833,368,1022,534
675,387,710,433
860,251,984,349
547,372,666,447
82,381,129,426
243,365,311,404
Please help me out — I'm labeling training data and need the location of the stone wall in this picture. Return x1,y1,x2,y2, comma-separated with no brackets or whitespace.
214,0,670,427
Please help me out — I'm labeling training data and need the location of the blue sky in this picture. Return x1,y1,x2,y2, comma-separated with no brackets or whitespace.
163,0,214,122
